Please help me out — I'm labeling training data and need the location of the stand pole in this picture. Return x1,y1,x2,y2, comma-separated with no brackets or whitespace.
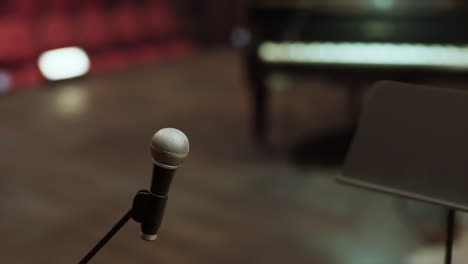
79,209,133,264
445,209,456,264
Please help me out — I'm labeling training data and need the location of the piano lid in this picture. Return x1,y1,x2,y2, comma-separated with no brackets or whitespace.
252,0,467,14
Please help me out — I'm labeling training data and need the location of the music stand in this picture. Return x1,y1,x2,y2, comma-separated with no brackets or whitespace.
338,81,468,264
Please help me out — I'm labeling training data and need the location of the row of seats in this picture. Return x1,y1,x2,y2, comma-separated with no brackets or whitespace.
8,40,194,91
0,5,180,63
0,0,195,93
6,0,162,16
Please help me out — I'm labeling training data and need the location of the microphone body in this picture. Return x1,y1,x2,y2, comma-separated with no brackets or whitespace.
133,128,189,241
150,165,175,196
138,166,175,241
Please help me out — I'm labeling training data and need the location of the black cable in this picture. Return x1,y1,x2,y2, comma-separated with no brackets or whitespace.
445,209,456,264
79,209,133,264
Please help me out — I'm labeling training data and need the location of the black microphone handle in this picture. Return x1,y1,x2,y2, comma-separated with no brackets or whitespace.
150,165,175,196
140,193,168,236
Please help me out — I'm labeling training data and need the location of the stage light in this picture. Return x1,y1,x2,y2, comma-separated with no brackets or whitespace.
38,47,90,81
258,42,468,70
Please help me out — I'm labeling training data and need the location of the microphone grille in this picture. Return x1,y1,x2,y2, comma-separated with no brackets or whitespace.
150,128,189,169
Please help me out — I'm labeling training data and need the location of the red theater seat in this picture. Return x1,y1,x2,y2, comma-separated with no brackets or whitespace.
0,18,35,61
76,8,112,50
113,6,144,44
76,0,107,9
127,44,162,65
90,49,129,74
47,0,73,11
14,0,41,17
166,40,195,57
11,63,43,89
38,13,74,50
143,6,178,39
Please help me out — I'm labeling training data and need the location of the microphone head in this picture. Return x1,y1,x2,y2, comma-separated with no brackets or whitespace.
150,128,189,169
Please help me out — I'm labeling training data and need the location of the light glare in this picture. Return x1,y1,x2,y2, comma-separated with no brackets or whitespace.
258,42,468,70
38,47,91,81
55,85,88,118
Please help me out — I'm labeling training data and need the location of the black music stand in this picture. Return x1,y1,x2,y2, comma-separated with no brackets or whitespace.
338,81,468,264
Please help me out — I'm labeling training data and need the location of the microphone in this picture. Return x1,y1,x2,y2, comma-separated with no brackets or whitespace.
137,128,190,241
79,128,189,263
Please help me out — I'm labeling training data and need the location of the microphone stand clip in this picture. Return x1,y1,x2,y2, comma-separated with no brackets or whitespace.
79,189,168,264
132,190,168,240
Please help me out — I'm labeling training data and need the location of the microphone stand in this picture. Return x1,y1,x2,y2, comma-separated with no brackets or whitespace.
79,209,133,264
445,209,456,264
79,189,166,263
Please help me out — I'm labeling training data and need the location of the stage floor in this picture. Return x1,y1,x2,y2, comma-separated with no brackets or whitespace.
0,48,448,263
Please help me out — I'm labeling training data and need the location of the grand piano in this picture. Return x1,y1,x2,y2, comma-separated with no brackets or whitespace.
246,0,468,144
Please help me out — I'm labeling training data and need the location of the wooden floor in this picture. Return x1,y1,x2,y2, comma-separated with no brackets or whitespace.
0,49,448,263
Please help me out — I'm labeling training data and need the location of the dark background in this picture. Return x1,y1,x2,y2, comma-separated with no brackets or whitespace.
0,1,464,263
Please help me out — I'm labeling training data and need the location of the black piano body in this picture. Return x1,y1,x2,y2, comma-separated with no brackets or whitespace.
246,3,468,143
